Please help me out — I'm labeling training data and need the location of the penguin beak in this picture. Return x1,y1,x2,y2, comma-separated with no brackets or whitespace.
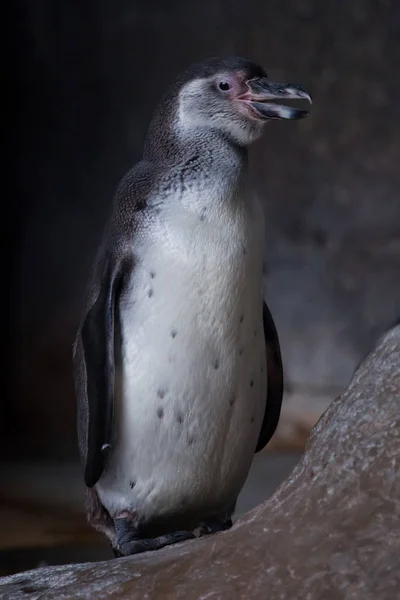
239,78,312,120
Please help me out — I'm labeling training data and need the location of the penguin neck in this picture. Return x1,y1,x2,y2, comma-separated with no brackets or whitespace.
177,129,248,177
150,131,250,219
144,113,250,217
144,117,248,172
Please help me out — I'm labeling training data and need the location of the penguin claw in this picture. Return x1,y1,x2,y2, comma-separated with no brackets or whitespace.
162,530,197,545
115,529,196,557
118,538,159,556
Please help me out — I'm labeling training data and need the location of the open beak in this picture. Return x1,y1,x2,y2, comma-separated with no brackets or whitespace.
239,78,312,120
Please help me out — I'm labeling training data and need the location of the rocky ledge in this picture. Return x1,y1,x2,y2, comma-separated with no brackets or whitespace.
1,325,399,600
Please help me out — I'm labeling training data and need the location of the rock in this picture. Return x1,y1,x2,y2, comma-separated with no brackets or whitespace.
1,325,399,599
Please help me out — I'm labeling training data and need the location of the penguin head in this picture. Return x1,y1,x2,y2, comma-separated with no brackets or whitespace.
174,56,312,146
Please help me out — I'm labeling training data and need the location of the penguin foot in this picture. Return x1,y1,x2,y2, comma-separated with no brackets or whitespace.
198,517,233,536
119,531,195,556
114,518,195,556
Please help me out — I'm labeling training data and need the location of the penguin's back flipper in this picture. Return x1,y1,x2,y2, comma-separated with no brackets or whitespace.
74,252,132,488
73,162,154,488
255,302,284,453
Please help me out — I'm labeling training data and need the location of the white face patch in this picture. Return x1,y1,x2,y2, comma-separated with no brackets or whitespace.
177,77,212,131
176,76,265,146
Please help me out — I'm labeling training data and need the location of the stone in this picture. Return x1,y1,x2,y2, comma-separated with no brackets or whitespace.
1,325,399,599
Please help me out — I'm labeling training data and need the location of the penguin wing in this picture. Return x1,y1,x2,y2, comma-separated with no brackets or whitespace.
255,302,284,452
73,162,153,488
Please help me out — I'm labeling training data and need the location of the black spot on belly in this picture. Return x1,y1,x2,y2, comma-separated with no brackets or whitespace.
150,271,156,279
148,288,154,298
239,314,244,324
176,412,184,424
229,396,235,407
188,435,195,446
213,359,220,370
130,481,136,489
157,407,164,419
239,348,244,356
250,379,254,388
157,388,166,399
254,329,257,338
171,329,178,339
250,415,255,424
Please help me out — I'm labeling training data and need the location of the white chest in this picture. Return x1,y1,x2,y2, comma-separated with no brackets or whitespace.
96,184,267,521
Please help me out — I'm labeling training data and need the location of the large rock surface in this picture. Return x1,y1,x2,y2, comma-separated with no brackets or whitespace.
1,325,399,599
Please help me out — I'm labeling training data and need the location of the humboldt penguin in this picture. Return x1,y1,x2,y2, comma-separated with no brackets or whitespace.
73,56,311,556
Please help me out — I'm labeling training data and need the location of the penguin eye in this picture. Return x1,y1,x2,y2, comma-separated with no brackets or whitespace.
218,81,231,92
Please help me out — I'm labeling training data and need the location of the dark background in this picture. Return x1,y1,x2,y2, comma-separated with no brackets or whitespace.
3,0,400,577
6,1,400,467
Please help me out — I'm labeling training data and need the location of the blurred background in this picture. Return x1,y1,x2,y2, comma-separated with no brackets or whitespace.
3,0,400,577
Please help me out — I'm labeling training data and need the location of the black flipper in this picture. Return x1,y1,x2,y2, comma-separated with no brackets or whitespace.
255,302,284,452
74,253,131,488
73,162,154,489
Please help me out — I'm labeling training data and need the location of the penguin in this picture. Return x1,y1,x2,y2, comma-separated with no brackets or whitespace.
73,56,311,557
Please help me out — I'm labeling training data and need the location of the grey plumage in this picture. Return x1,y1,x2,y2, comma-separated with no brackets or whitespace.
73,56,311,555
